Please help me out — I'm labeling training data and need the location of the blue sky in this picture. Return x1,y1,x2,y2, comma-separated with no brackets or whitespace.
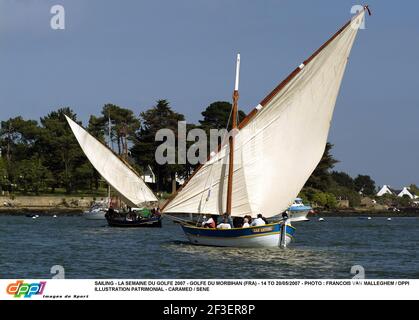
0,0,418,187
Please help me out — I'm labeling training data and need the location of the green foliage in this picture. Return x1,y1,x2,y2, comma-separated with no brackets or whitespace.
299,187,337,209
15,158,52,194
354,175,376,196
399,195,412,207
0,157,9,191
376,193,412,208
0,102,383,200
376,193,396,206
331,171,355,189
199,101,246,131
38,108,86,193
329,185,361,208
132,100,186,191
305,143,338,191
409,184,419,197
101,104,140,155
0,116,41,162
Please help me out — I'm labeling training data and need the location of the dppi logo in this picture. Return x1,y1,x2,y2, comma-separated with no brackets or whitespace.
6,280,46,298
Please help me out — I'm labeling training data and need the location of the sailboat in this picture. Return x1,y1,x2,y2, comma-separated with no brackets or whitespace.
65,116,161,227
84,114,113,221
161,7,371,247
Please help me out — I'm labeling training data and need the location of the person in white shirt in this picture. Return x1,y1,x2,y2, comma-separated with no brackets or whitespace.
242,217,250,228
202,215,217,228
251,214,266,226
217,217,232,229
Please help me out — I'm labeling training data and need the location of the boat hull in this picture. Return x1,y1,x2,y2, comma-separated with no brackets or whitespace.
288,209,310,222
84,210,107,220
106,216,162,228
181,223,295,248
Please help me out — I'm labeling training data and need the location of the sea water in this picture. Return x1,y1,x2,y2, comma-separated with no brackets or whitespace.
0,216,417,279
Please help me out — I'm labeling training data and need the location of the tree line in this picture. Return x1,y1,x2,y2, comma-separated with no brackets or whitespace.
1,99,414,208
0,100,245,196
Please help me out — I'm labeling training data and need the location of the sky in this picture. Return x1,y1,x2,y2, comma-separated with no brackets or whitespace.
0,0,418,188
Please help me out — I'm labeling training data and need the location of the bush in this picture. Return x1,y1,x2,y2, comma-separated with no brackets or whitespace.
309,191,337,209
329,186,361,208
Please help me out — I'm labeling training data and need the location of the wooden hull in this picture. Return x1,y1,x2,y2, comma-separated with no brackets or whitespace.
181,222,295,248
106,216,162,228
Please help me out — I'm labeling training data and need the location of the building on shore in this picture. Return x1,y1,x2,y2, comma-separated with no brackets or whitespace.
377,185,419,200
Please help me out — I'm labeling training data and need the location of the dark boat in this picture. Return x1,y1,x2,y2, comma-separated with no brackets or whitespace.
105,213,162,228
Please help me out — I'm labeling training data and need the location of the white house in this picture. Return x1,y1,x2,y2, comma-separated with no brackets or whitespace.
376,185,394,197
377,185,418,199
398,187,418,199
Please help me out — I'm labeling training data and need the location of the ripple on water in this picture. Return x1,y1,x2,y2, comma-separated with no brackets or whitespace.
0,216,418,279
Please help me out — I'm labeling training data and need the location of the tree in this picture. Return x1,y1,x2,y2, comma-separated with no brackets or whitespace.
398,195,412,208
409,184,419,197
329,186,361,207
132,100,186,191
354,175,376,196
311,191,337,209
87,115,107,191
0,117,41,162
199,101,246,131
305,143,338,191
101,104,140,155
39,108,88,193
0,157,9,193
331,171,355,189
15,158,52,194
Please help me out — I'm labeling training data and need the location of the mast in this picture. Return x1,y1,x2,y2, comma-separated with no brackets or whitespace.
226,54,240,216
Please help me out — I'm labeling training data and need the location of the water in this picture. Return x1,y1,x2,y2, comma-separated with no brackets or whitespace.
0,216,418,279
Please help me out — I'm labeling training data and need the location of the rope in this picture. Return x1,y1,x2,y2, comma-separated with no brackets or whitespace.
197,105,234,215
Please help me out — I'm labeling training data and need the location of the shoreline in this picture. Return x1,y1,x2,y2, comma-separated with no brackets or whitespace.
0,207,418,217
0,207,84,216
313,211,419,218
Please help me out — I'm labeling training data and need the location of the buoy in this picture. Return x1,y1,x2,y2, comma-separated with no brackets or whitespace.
319,218,325,222
32,216,37,219
53,215,57,218
387,218,392,221
367,217,372,220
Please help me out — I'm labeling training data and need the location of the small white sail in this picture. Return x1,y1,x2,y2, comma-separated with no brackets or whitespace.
163,11,366,218
65,116,158,207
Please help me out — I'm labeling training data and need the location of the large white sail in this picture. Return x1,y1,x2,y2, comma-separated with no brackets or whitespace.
65,116,158,207
163,11,366,218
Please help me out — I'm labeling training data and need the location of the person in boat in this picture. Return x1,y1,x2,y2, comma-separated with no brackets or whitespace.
251,214,266,226
152,207,162,218
233,216,244,228
244,215,253,225
242,217,250,228
126,208,137,222
282,211,289,220
217,217,232,230
221,213,234,227
106,206,116,219
202,215,217,228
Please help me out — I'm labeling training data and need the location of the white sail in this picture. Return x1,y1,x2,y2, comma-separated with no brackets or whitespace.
65,116,158,207
163,11,366,218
